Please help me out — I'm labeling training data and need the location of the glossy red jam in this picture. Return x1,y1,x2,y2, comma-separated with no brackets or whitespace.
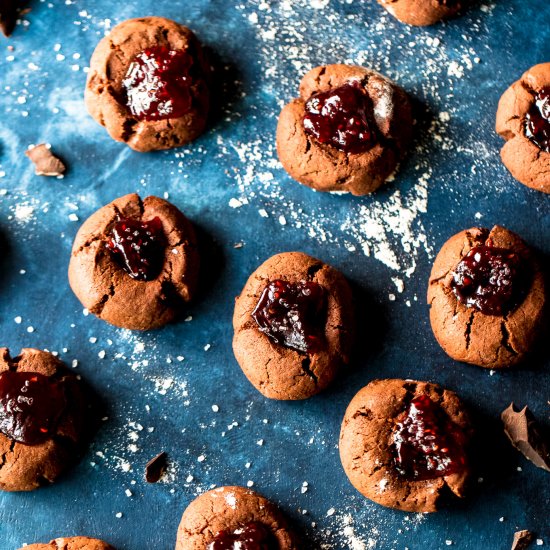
303,82,376,154
525,87,550,153
122,46,194,121
392,394,467,481
252,280,326,354
208,522,276,550
451,244,525,316
0,371,67,445
106,216,165,281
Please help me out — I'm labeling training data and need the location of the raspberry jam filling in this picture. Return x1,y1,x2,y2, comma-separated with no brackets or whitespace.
451,244,526,316
303,81,376,154
106,216,165,281
525,87,550,153
0,371,67,445
208,522,276,550
122,46,194,121
392,394,467,481
252,280,326,354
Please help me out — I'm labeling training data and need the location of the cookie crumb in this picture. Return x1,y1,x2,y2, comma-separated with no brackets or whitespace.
25,144,66,177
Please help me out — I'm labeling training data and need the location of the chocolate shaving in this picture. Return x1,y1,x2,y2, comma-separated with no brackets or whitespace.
145,451,167,483
25,144,66,177
501,403,550,472
0,0,17,37
511,530,535,550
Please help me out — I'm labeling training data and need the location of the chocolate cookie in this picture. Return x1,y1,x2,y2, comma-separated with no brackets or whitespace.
428,225,546,369
276,64,412,196
22,537,114,550
232,252,354,400
339,379,473,513
0,348,89,492
175,486,299,549
85,16,210,152
68,193,199,331
376,0,465,26
496,63,550,194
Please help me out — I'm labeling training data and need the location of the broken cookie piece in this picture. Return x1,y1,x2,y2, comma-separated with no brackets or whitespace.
25,144,66,177
0,0,18,37
502,403,550,472
427,225,546,369
511,530,535,550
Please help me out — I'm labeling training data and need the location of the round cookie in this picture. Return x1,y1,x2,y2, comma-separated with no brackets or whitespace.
0,348,89,492
232,252,354,400
85,16,210,152
22,537,114,550
175,486,299,549
427,225,546,369
68,193,199,331
339,379,473,513
276,64,412,196
496,62,550,194
376,0,466,26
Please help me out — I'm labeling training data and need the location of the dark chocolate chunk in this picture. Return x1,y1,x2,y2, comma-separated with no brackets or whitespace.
145,451,167,483
511,530,535,550
25,144,66,176
0,0,18,37
501,403,550,472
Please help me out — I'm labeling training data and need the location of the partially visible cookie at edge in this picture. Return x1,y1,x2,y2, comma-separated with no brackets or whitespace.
427,225,546,369
340,378,474,513
0,348,90,492
276,64,412,196
85,16,211,152
376,0,467,26
21,536,115,550
175,486,299,549
496,62,550,194
68,193,199,331
232,252,355,400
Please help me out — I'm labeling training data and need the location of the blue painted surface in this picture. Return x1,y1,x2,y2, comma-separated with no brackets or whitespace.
0,0,548,549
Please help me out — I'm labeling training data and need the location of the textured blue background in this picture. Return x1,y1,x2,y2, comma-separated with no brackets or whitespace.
0,0,548,549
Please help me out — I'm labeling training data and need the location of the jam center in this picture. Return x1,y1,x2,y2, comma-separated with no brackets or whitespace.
122,46,194,121
525,87,550,153
451,244,526,316
392,394,466,481
0,371,67,446
252,280,326,354
208,522,276,550
303,81,376,154
106,216,165,281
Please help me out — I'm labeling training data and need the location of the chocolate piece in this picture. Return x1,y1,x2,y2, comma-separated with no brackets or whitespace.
502,403,550,472
0,0,17,37
145,451,167,483
25,144,66,177
511,530,535,550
